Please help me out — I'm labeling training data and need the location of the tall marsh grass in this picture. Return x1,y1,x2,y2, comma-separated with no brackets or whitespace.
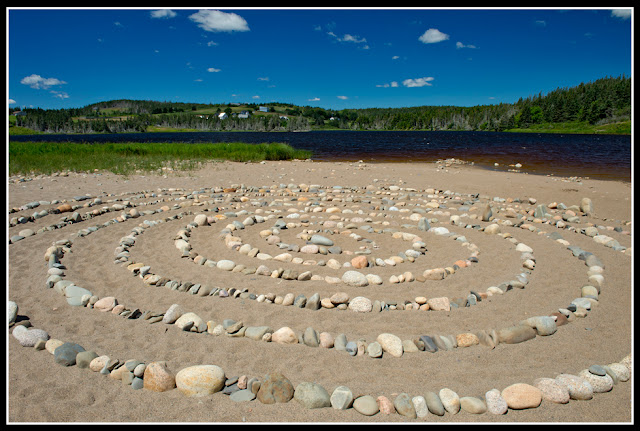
8,141,312,176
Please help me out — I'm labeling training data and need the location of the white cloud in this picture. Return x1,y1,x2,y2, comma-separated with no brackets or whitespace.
402,77,434,88
611,9,631,19
20,74,66,90
418,28,449,44
9,99,16,105
207,41,218,47
342,34,366,44
257,77,270,81
207,67,221,72
337,95,348,100
50,90,69,100
252,95,260,99
392,55,400,60
327,31,368,48
376,81,399,88
308,97,320,102
189,10,250,33
535,20,546,27
150,9,177,19
456,41,477,49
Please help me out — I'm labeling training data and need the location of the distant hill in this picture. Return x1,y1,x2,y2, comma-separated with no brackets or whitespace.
10,75,630,135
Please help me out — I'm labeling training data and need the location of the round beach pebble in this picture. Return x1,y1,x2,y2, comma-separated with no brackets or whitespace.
485,388,508,414
439,388,460,414
555,374,593,400
8,301,18,325
376,333,403,358
143,361,176,392
353,395,379,416
533,378,570,404
341,270,369,287
175,365,226,397
348,296,372,313
578,369,613,393
12,325,49,347
501,383,542,409
271,327,298,344
607,363,630,382
93,296,117,312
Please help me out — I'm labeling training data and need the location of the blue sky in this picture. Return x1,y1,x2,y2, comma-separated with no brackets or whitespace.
7,7,633,111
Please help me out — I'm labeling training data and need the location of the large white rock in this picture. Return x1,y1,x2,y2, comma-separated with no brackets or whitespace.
175,365,226,397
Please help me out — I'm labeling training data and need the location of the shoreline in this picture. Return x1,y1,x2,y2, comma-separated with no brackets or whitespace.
8,160,633,423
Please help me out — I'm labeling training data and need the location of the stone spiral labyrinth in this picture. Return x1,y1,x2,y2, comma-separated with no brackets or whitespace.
8,165,633,422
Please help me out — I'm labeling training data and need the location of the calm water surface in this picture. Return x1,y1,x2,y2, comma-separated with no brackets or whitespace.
11,130,631,182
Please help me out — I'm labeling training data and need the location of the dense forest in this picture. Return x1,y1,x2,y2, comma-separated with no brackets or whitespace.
10,75,630,134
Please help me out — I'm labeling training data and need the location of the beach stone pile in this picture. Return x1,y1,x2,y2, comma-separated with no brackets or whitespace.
8,173,633,421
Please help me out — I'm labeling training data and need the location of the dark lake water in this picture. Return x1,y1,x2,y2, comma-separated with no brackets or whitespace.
11,130,632,182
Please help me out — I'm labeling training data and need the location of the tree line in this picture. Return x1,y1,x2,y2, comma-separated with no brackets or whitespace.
12,75,629,133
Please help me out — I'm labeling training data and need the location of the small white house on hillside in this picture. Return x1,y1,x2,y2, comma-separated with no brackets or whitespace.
218,112,228,120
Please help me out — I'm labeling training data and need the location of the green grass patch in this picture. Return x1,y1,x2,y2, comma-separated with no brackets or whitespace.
504,120,631,135
8,141,312,176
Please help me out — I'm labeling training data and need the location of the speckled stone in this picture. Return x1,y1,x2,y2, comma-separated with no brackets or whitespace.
533,378,570,404
578,369,613,393
555,374,593,400
485,389,508,414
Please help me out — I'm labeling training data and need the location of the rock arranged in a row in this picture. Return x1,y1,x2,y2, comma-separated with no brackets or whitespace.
10,181,631,259
9,300,632,418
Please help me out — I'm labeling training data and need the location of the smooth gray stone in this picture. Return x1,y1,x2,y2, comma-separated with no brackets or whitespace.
244,326,273,341
334,334,348,351
589,365,607,376
294,382,331,409
345,341,358,356
54,342,85,366
353,395,379,416
303,327,319,347
330,386,354,410
131,377,144,390
230,389,256,402
394,393,417,418
424,391,445,416
310,234,333,247
419,335,439,353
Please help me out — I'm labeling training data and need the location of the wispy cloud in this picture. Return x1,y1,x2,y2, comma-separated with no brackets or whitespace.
51,90,69,100
337,95,348,100
150,9,177,19
189,10,250,33
456,41,477,49
611,9,631,19
402,77,434,87
20,74,66,90
376,81,399,88
207,67,221,72
419,29,449,44
327,31,369,49
308,97,320,102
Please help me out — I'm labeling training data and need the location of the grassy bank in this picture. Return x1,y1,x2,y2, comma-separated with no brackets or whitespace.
503,120,631,135
8,141,312,176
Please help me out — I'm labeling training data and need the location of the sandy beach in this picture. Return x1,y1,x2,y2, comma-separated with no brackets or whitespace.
7,159,633,423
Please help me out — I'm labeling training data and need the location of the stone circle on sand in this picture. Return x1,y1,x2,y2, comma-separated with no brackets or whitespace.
8,167,632,421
